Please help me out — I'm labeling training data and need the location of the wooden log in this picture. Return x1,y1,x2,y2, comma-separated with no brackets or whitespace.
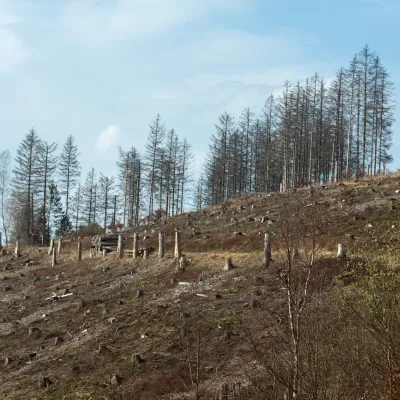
57,239,61,256
52,248,57,267
133,232,139,259
117,234,123,258
158,231,164,259
48,239,54,255
15,240,20,258
174,231,182,259
77,238,82,261
263,233,271,268
337,244,346,258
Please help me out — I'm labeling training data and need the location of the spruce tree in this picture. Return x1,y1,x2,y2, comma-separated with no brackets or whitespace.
58,135,80,219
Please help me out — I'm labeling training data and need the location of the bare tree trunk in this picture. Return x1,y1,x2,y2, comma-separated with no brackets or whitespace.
57,239,61,256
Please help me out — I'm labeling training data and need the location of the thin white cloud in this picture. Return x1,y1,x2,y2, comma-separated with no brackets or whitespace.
61,0,257,46
0,15,16,25
0,27,31,71
96,124,120,153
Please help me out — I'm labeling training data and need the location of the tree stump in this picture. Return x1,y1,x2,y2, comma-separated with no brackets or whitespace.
15,240,20,258
110,374,122,386
158,231,164,259
52,248,57,267
174,231,182,259
143,248,149,259
48,239,54,255
133,232,139,259
137,289,143,298
38,376,52,389
77,238,82,261
28,326,41,339
117,234,123,258
223,258,234,271
337,244,346,258
102,249,107,257
54,336,63,346
131,354,144,368
263,233,271,268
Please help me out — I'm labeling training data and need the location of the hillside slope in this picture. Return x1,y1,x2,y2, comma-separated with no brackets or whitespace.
1,174,400,400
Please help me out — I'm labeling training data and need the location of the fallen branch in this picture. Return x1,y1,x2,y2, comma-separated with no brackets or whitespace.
45,292,73,301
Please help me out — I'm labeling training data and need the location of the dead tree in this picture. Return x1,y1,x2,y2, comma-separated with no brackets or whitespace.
57,239,61,255
174,230,182,259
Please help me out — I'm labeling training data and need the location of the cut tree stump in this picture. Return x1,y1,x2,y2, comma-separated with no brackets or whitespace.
15,240,20,258
158,231,164,259
263,233,271,268
48,239,54,255
38,376,52,389
174,231,182,259
337,244,346,258
52,248,57,267
133,232,139,259
223,258,234,271
131,354,144,368
77,238,82,262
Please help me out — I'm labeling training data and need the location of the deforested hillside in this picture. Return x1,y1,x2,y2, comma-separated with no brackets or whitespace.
1,174,400,399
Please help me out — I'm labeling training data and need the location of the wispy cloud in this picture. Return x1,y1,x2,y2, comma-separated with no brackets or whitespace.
61,0,256,46
0,27,31,71
96,124,120,153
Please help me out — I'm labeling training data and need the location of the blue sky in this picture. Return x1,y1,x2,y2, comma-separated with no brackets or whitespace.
0,0,399,178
